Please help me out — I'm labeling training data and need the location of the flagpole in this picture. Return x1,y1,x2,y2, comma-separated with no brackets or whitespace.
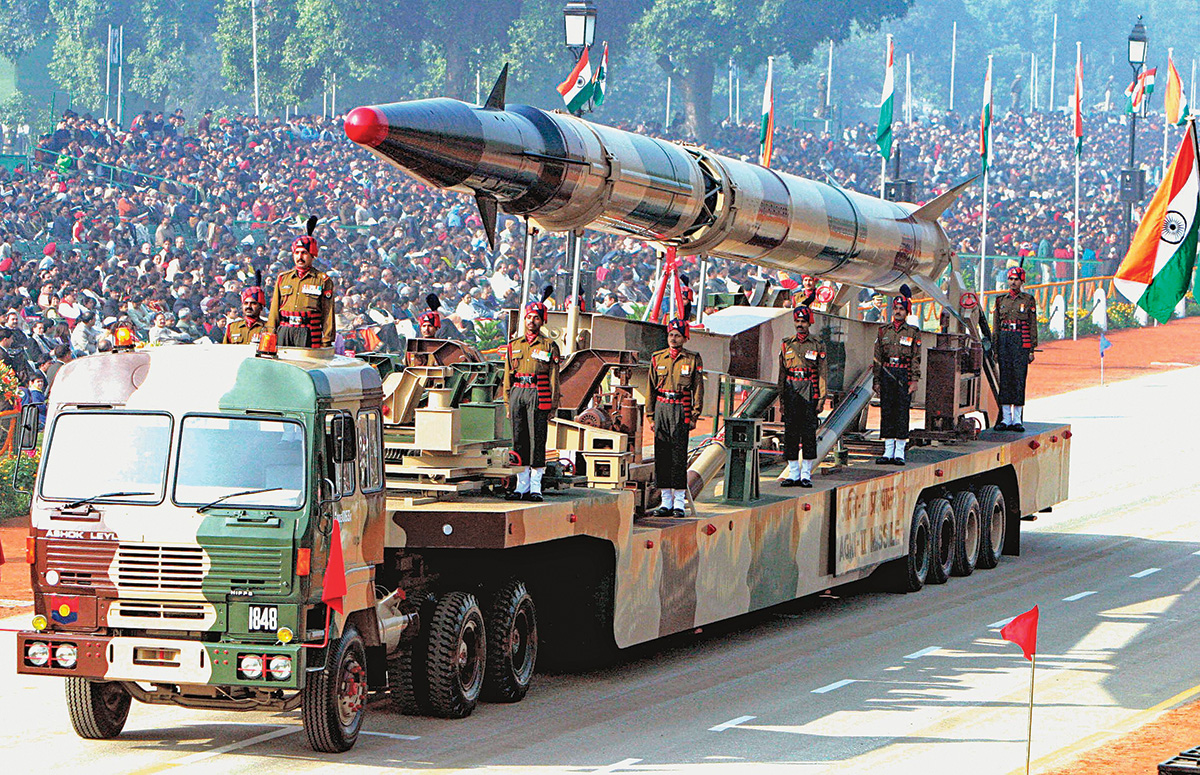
949,22,957,111
696,254,709,325
1049,13,1058,110
1192,59,1197,116
981,168,989,289
825,41,834,133
1165,49,1174,176
665,75,672,131
1074,41,1081,341
1029,54,1036,113
728,58,734,121
1025,654,1036,775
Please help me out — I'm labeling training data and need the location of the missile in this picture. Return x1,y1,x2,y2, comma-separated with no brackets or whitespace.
344,70,973,291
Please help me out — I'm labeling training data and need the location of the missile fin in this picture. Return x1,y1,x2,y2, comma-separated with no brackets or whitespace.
475,192,499,252
484,64,509,110
909,175,979,221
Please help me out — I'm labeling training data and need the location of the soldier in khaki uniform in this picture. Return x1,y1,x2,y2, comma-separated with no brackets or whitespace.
266,233,335,348
405,302,442,367
873,291,922,465
222,286,266,344
503,300,561,502
647,318,704,517
778,304,826,487
992,265,1037,431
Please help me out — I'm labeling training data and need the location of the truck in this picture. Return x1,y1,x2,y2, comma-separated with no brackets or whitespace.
13,303,1071,752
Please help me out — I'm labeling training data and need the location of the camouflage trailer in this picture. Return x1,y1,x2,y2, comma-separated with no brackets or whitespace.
14,316,1071,753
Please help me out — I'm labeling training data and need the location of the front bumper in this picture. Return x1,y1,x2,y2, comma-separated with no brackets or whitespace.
16,632,307,690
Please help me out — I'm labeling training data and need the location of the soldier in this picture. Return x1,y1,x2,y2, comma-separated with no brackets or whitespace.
222,286,266,344
647,318,704,517
503,300,561,502
405,295,443,367
778,304,826,487
873,288,921,465
266,218,335,348
992,265,1037,431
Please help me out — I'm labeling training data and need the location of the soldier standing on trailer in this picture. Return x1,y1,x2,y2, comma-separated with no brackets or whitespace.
405,295,444,367
992,265,1037,432
503,299,560,502
778,303,826,487
873,287,921,465
647,318,704,518
222,285,266,344
266,217,335,348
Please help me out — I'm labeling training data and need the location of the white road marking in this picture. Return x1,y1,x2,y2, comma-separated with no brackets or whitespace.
1192,549,1200,556
1063,591,1097,602
903,646,941,659
172,726,300,765
988,616,1016,629
593,758,642,772
812,679,857,694
708,715,756,732
1130,567,1162,578
361,731,422,741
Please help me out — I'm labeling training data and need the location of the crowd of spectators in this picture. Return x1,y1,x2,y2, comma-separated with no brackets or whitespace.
0,99,1170,402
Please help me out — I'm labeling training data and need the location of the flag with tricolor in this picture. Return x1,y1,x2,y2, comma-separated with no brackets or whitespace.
1114,120,1200,323
980,56,993,171
1073,47,1083,157
877,35,894,162
1166,54,1190,126
1126,67,1156,114
1144,67,1157,97
557,47,594,113
322,519,348,615
759,57,775,167
591,42,608,107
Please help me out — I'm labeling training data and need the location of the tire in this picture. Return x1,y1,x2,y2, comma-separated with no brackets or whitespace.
425,591,486,718
483,579,538,703
65,678,131,739
976,485,1007,570
951,490,981,577
303,625,367,753
390,644,424,716
896,503,931,592
926,498,956,585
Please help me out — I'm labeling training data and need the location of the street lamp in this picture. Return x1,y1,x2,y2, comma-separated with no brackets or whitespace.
563,1,597,60
1119,16,1148,267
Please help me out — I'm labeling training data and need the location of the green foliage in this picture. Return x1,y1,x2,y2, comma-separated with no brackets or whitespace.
1107,300,1139,329
0,91,36,127
472,318,505,350
0,451,38,522
0,0,51,61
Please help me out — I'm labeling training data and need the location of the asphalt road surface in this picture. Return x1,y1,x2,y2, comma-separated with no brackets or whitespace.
3,365,1199,774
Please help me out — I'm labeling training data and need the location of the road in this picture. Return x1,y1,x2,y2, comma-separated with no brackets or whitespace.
2,365,1199,774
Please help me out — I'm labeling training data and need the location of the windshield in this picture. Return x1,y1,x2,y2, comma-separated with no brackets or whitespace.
174,416,306,509
41,413,173,504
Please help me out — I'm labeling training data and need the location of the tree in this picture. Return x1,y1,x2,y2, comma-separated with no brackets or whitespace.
214,0,305,110
47,0,108,112
0,0,51,62
631,0,913,140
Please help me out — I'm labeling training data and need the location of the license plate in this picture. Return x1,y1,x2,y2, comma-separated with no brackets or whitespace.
247,605,279,632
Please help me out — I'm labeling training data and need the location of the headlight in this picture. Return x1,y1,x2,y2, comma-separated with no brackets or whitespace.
268,655,292,680
26,642,50,666
239,654,263,679
54,643,78,668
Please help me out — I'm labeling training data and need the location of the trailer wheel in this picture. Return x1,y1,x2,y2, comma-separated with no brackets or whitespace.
951,491,981,576
65,678,131,739
483,579,538,703
390,643,425,716
425,591,486,718
895,502,931,592
926,497,956,585
302,625,367,753
976,485,1006,569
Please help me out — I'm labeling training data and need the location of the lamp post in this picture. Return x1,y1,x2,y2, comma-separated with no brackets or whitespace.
562,0,597,354
1120,16,1148,266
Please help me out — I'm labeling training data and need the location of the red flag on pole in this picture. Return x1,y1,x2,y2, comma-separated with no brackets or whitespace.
1001,605,1039,661
321,519,348,615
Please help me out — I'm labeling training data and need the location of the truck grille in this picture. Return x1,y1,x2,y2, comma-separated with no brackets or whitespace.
44,538,117,587
116,544,205,590
204,545,287,594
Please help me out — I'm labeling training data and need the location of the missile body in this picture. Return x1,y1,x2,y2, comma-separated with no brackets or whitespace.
345,97,964,290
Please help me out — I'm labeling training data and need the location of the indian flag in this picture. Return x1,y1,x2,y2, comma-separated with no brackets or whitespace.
557,47,594,113
1073,47,1083,157
759,56,775,167
1144,67,1157,96
877,35,894,161
1166,52,1189,126
591,42,608,107
980,55,993,171
1114,121,1200,323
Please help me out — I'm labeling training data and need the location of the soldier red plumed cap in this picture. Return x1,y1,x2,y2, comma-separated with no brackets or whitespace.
241,286,265,305
666,318,690,339
1007,266,1026,282
525,301,547,320
419,310,441,327
292,235,319,257
793,305,814,323
892,294,912,313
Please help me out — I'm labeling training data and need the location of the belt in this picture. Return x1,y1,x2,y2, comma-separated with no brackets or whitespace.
786,368,815,378
1001,321,1021,331
513,374,537,386
885,357,909,368
656,390,689,404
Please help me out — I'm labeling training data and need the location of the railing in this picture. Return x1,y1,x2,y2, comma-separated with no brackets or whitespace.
0,408,20,456
910,276,1119,330
31,148,205,204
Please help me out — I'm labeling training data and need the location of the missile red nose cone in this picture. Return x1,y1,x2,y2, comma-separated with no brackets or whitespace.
344,106,388,147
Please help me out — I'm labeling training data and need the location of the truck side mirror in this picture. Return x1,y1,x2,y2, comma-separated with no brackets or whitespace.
327,414,356,464
17,404,38,451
